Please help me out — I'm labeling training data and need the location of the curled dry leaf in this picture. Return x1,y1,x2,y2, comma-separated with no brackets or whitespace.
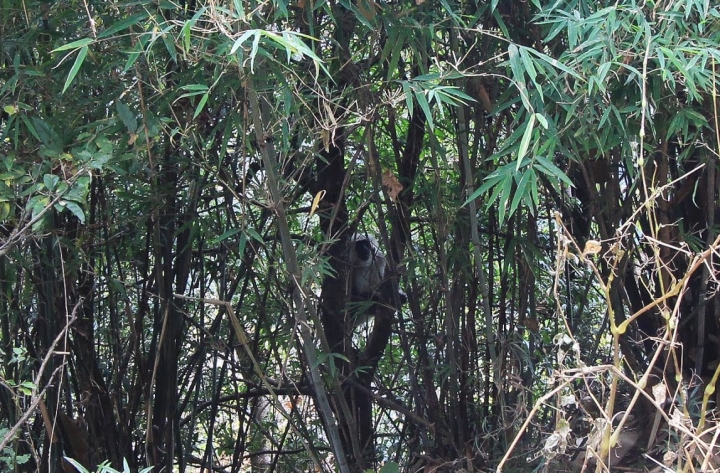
652,381,667,405
583,240,602,256
382,170,403,201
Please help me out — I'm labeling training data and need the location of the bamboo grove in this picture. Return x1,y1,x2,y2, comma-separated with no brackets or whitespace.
1,0,720,472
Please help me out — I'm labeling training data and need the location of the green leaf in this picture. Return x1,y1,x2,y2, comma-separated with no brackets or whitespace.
535,113,548,129
30,117,61,148
250,30,262,71
193,93,209,119
534,155,573,187
180,84,210,92
438,86,475,103
516,113,536,170
63,201,86,223
116,102,137,134
238,232,247,255
0,202,10,221
382,28,406,81
233,0,246,19
61,45,89,94
401,81,414,117
463,168,508,207
414,88,433,130
51,38,93,53
413,72,441,82
510,166,535,217
231,30,258,54
508,44,524,83
43,174,59,191
245,227,264,243
162,34,178,63
180,6,207,53
379,462,400,473
212,228,242,245
97,12,150,39
526,47,583,80
492,9,510,39
518,47,538,84
64,176,91,202
498,171,513,224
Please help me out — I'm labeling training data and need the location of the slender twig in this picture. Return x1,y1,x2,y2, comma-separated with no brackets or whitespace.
0,302,80,450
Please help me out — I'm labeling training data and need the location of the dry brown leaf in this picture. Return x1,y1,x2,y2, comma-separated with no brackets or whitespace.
382,170,403,201
583,240,602,256
522,317,539,333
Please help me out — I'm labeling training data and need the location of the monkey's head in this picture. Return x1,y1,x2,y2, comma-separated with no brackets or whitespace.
352,236,376,266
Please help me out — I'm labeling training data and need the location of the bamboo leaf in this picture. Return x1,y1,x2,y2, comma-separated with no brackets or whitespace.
516,114,536,170
97,12,150,39
61,45,89,94
51,38,93,52
414,88,434,130
193,93,209,119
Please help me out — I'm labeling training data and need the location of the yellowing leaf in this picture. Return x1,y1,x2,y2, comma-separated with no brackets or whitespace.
309,190,325,218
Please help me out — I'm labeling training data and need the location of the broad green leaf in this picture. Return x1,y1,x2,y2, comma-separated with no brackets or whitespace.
162,34,178,63
245,227,263,243
0,202,10,221
30,117,61,148
63,201,86,223
43,174,59,191
116,102,137,134
238,232,247,255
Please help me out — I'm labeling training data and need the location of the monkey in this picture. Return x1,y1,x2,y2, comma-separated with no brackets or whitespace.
348,233,387,300
347,233,407,330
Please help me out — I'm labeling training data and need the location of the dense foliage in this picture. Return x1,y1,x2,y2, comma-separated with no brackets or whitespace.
1,0,719,472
